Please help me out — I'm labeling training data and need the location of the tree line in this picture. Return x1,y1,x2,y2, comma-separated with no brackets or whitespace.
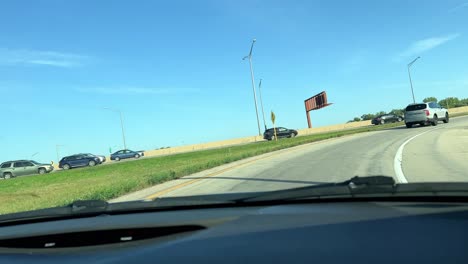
347,96,468,123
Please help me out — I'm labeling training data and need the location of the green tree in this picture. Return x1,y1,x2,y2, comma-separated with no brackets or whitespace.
390,109,404,116
460,98,468,106
423,97,438,103
375,111,386,116
439,97,460,108
361,114,376,120
347,117,361,123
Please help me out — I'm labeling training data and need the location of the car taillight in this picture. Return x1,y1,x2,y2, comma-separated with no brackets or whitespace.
424,110,430,116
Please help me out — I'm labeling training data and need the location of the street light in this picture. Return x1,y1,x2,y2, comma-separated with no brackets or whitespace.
243,39,262,136
258,79,267,131
407,56,421,103
56,145,64,163
104,107,127,150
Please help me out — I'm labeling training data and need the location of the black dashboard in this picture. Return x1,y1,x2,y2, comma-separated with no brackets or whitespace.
0,201,467,263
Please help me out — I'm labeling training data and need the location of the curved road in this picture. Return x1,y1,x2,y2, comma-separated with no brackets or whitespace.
113,116,468,202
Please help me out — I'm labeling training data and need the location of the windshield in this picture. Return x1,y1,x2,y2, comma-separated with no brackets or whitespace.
1,0,468,217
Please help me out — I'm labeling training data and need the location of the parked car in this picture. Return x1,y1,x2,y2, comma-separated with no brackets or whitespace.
82,153,106,163
110,149,143,161
0,160,54,179
59,154,101,170
371,114,404,125
404,102,449,128
263,127,298,141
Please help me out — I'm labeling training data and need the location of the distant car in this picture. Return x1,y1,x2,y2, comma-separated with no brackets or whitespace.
371,114,404,125
0,160,54,179
59,154,101,170
404,102,449,128
110,149,143,161
82,153,106,163
263,127,298,141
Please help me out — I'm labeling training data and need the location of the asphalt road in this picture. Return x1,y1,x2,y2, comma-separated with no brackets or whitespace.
112,116,468,202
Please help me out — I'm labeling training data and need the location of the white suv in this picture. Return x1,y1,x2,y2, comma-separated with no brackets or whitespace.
404,102,449,128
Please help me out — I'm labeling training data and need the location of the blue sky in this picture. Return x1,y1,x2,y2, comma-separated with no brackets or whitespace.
1,0,467,162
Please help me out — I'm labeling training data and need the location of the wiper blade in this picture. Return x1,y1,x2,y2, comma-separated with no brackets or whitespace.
241,176,397,202
71,200,109,213
2,176,468,225
0,176,404,224
0,200,111,225
0,198,235,225
240,176,468,203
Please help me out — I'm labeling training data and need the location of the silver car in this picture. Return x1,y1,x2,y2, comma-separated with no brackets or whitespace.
0,160,54,179
82,153,106,163
404,102,449,128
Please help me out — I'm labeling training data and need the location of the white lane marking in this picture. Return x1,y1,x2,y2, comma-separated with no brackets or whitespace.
393,127,442,183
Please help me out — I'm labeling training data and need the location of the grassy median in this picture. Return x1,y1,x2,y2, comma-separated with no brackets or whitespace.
0,121,421,215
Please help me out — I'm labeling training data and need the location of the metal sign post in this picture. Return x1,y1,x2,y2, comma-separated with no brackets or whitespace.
271,111,277,141
304,91,333,128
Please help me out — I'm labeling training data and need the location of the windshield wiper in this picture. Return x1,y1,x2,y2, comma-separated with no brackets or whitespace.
2,176,468,225
0,200,111,225
239,176,468,203
239,176,397,203
0,198,236,225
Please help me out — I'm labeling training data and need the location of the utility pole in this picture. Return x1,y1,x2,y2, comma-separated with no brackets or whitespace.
258,79,267,131
104,108,127,150
407,56,421,103
243,39,262,136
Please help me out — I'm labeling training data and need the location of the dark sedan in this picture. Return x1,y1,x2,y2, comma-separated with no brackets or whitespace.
371,114,403,125
263,127,298,141
59,154,101,170
110,149,144,161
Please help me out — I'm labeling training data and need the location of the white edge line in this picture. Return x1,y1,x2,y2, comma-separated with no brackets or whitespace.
393,127,442,183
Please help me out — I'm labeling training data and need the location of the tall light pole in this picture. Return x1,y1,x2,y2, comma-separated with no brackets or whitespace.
56,145,64,163
258,79,267,131
104,107,127,150
407,56,420,103
243,39,262,136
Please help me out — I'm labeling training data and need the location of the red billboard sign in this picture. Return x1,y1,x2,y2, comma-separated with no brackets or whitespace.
304,91,332,128
304,91,331,111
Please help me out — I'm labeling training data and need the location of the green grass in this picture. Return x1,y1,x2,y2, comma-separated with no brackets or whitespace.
0,121,411,215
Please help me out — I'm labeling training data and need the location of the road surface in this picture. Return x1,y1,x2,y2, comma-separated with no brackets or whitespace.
112,116,468,202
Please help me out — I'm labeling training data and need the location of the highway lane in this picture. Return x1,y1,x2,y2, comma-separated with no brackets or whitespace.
112,116,468,202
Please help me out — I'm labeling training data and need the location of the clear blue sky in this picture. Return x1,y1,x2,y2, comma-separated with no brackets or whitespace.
1,0,467,162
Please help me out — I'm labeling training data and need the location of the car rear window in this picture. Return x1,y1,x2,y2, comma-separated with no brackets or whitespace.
406,104,427,111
